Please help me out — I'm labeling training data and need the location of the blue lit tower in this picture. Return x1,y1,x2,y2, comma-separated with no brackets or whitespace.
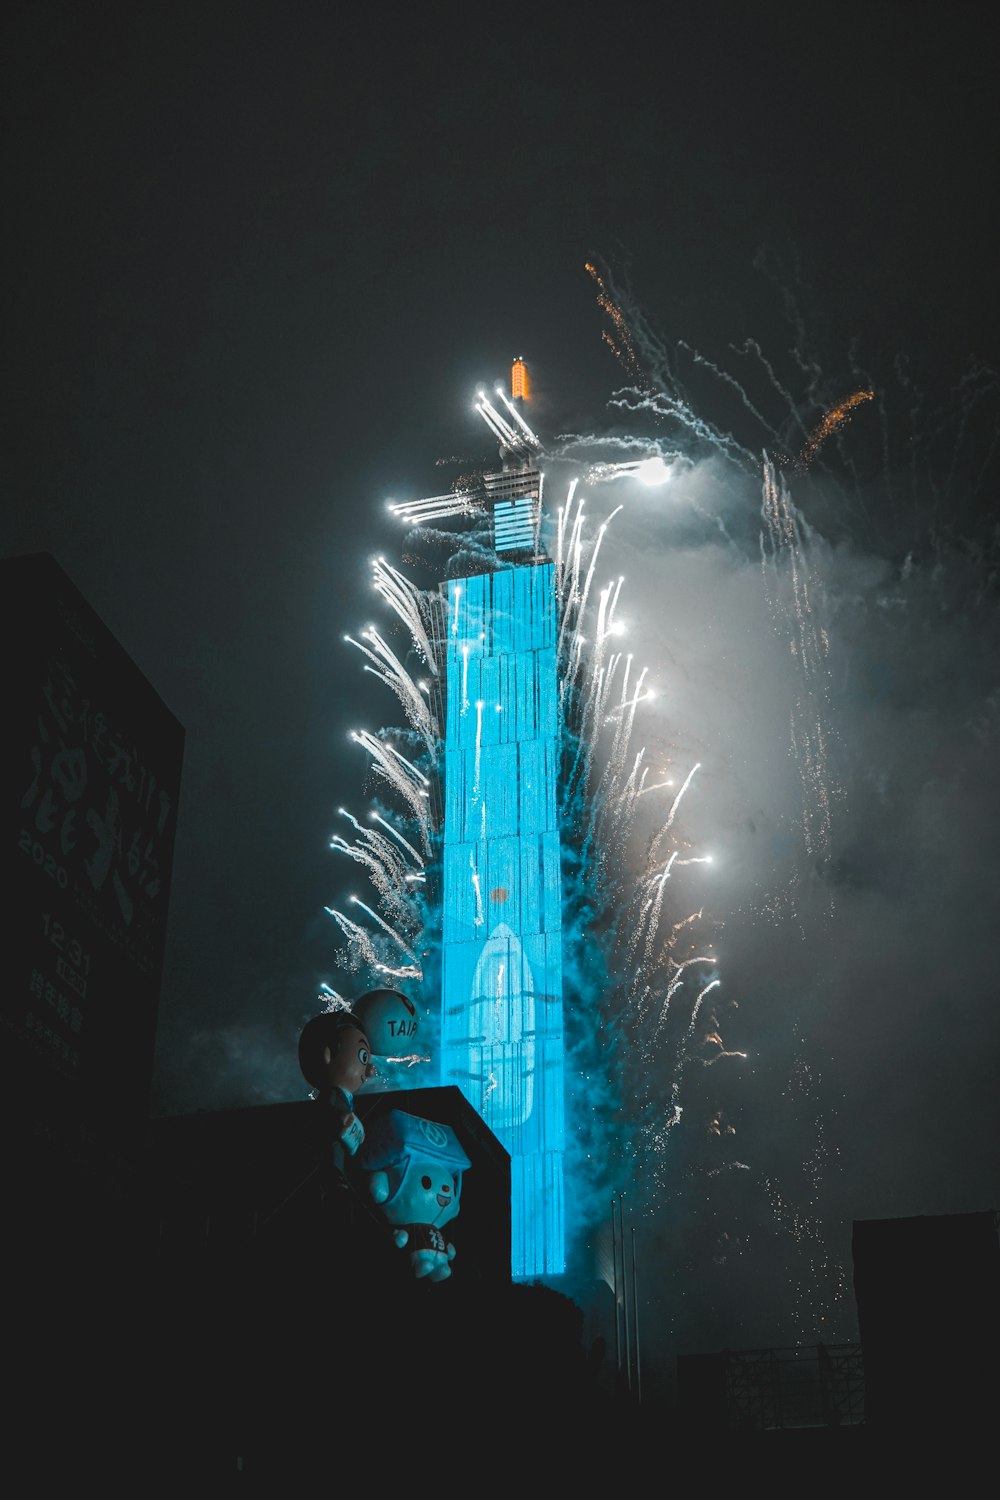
437,365,565,1279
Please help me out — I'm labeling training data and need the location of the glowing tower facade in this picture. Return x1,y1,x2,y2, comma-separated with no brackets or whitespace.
437,372,565,1278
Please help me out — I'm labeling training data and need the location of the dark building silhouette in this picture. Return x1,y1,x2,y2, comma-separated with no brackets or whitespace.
139,1084,521,1477
853,1208,1000,1437
2,552,183,1160
1,553,185,1480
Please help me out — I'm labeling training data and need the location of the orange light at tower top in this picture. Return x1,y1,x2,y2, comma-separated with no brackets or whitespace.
511,356,530,401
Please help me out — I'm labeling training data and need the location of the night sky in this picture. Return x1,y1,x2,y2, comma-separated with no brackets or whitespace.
4,1,998,1369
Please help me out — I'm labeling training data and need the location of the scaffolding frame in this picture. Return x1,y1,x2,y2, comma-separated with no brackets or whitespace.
723,1344,865,1430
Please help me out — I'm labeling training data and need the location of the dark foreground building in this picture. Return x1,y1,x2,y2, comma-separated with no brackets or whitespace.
1,553,184,1139
853,1208,1000,1437
0,552,185,1479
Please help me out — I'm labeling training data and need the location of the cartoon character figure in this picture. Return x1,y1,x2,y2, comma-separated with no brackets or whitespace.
350,988,428,1093
298,1009,377,1176
356,1110,471,1281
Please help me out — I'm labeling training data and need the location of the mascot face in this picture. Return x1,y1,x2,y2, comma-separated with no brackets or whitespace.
379,1153,462,1230
323,1023,375,1096
298,1011,375,1095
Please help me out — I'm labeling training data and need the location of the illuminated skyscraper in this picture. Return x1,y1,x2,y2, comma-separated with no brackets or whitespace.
390,370,565,1278
439,512,564,1275
440,377,563,1278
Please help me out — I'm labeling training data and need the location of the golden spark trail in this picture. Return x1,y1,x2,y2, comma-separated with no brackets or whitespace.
585,261,645,383
796,389,874,469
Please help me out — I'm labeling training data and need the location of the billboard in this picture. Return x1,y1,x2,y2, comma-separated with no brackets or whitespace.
0,553,185,1140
